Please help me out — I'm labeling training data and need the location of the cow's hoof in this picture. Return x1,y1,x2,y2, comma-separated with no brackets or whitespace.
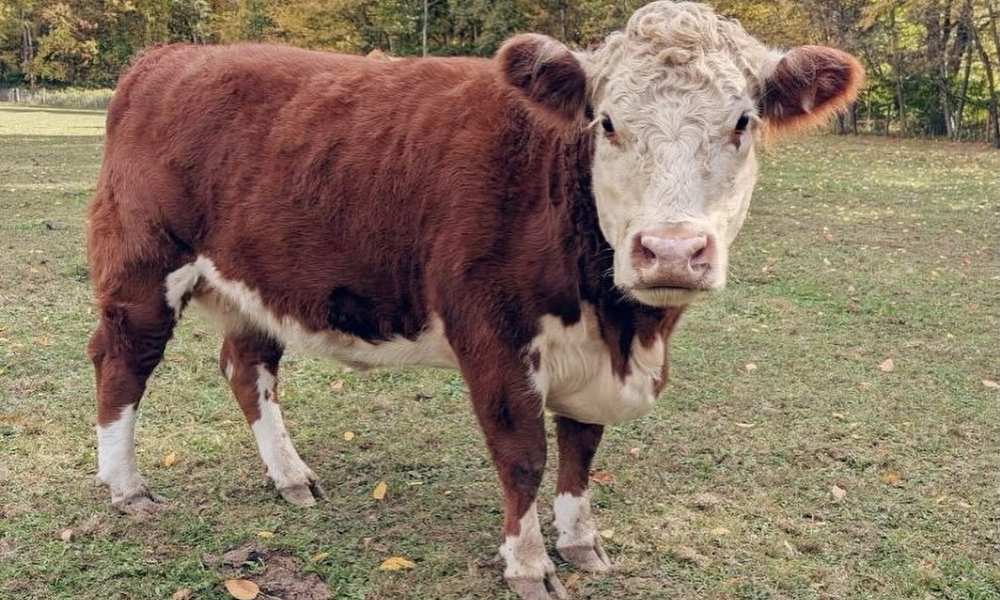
112,489,166,517
278,478,326,507
558,537,611,573
506,572,568,600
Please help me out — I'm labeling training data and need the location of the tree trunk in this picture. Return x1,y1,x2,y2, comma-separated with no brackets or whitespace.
890,6,908,135
954,43,974,136
970,0,1000,147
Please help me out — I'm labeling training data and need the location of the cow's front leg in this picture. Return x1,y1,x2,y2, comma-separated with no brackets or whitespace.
554,416,611,573
465,364,566,600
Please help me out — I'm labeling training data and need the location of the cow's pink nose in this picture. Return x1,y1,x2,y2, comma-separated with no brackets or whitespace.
632,228,714,289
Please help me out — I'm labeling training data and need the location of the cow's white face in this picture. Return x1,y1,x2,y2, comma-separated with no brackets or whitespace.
578,1,863,307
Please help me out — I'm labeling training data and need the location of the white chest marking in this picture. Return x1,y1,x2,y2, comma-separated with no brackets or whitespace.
529,304,666,425
164,256,458,368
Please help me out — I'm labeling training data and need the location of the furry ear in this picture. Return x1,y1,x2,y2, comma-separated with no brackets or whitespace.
497,33,588,125
761,45,864,134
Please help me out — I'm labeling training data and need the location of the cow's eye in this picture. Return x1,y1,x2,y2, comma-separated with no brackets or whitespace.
601,115,615,134
735,113,750,133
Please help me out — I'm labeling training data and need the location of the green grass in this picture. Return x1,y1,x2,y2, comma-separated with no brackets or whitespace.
1,101,998,600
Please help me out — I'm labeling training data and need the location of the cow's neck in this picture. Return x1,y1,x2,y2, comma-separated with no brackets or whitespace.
561,126,685,359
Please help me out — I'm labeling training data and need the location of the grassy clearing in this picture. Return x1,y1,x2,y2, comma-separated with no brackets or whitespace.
0,102,998,600
0,88,115,111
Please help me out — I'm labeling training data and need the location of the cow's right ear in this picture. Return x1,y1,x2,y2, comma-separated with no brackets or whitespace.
497,34,588,125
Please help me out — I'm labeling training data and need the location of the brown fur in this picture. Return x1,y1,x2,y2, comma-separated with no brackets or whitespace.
762,45,865,138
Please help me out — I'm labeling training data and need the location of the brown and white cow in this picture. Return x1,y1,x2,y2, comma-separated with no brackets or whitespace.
87,2,862,597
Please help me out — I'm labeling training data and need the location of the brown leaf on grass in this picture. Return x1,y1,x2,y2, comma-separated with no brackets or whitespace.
880,471,902,486
983,379,999,390
744,363,758,374
224,578,259,600
378,556,415,571
163,451,177,467
59,528,73,542
372,481,388,501
311,552,330,563
589,470,615,486
691,493,723,510
668,545,710,568
831,484,847,500
171,589,193,600
257,531,274,539
878,358,894,372
329,379,345,392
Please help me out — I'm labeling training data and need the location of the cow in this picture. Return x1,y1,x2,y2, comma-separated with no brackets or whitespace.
86,2,862,598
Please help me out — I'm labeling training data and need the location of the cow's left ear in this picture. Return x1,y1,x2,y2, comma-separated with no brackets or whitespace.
497,33,588,125
760,45,864,134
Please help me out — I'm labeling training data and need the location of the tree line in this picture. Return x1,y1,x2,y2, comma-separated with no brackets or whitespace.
1,0,999,146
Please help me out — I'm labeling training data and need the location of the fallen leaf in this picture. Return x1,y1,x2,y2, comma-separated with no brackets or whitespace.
163,451,177,467
564,573,581,588
311,552,330,563
589,470,616,486
59,528,73,542
669,545,710,568
379,556,415,571
372,481,388,501
599,529,615,539
343,431,355,441
709,527,730,536
878,358,894,372
171,589,193,600
983,379,999,390
880,471,902,486
831,484,847,500
224,578,259,600
257,531,274,539
330,379,345,392
744,363,757,373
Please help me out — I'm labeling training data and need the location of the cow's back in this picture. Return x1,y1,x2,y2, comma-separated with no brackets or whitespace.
93,43,546,343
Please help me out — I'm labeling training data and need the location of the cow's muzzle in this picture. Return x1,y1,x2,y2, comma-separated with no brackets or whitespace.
630,226,716,291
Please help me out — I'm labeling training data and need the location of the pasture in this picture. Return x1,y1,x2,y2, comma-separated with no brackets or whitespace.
0,103,998,599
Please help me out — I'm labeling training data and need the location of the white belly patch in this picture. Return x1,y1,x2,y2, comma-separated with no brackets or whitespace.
165,256,458,368
528,304,665,426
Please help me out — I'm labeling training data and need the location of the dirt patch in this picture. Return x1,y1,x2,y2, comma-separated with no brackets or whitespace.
203,543,329,600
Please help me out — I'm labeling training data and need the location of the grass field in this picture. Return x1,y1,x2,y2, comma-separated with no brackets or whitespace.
1,102,998,600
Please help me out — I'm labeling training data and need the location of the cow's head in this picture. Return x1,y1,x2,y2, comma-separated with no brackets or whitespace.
498,1,863,307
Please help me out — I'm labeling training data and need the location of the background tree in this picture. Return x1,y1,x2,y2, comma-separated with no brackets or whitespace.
0,0,997,145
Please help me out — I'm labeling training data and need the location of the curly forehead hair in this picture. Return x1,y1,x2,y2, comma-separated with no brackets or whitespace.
585,1,779,99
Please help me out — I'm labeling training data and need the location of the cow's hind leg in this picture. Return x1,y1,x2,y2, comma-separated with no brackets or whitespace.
219,331,325,507
89,272,176,515
553,417,611,573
